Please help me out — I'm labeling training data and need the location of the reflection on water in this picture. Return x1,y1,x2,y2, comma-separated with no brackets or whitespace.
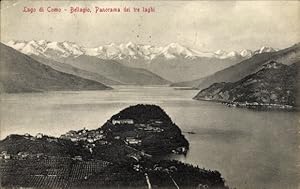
1,86,299,189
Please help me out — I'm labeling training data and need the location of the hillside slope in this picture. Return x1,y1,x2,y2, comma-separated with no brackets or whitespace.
31,55,123,85
0,43,111,93
194,61,299,109
139,56,243,82
61,55,170,85
101,104,189,155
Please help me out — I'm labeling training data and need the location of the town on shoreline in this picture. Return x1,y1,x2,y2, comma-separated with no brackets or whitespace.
0,104,229,189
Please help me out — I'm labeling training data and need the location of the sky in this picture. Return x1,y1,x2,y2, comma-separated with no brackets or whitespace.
1,0,299,51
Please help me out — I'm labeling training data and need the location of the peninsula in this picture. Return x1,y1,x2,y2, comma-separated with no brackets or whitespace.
0,104,228,189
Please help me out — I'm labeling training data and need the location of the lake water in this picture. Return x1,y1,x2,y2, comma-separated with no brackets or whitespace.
0,86,299,189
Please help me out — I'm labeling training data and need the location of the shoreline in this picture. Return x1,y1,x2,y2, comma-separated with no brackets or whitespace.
193,98,298,111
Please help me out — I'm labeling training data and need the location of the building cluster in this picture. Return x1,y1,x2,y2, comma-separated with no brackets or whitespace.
23,133,44,140
0,151,11,160
60,128,111,155
113,135,142,146
137,124,164,132
23,133,59,143
111,119,164,133
137,120,165,133
153,164,178,173
125,137,142,145
110,119,166,146
60,128,107,144
172,146,188,154
112,119,134,125
224,101,294,109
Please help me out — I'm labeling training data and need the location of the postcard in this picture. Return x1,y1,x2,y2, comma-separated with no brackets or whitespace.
0,1,299,188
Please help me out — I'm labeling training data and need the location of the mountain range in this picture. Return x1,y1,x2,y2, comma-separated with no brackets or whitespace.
31,55,123,85
0,43,111,93
173,43,300,89
6,40,171,85
6,40,277,82
1,39,298,108
7,40,276,61
57,55,170,85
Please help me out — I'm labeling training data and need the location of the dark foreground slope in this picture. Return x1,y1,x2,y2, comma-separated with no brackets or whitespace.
0,134,91,158
0,43,111,93
194,61,299,109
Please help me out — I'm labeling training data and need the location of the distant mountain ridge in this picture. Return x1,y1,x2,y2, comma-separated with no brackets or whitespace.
6,40,276,61
0,43,111,93
173,43,300,88
31,55,123,86
6,40,279,82
59,55,171,85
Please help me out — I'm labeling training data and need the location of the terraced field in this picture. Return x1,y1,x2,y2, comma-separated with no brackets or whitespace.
0,157,110,188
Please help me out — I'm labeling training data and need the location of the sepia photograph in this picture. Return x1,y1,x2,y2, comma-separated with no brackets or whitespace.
0,0,299,189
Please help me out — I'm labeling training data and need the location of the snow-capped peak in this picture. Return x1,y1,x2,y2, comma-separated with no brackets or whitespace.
161,43,190,59
7,40,27,51
17,40,43,56
160,43,212,59
107,43,117,47
214,50,239,59
37,39,47,45
257,46,275,54
240,49,253,58
227,51,240,57
166,43,185,49
214,49,226,55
